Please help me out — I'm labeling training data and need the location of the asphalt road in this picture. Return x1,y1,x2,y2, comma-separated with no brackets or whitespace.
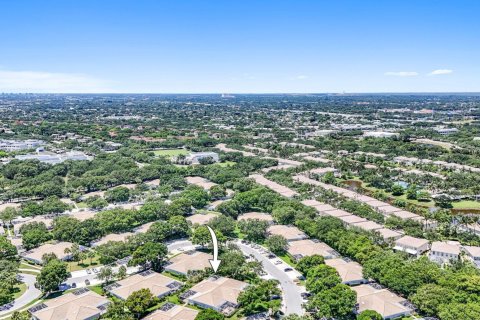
0,273,42,317
235,241,306,316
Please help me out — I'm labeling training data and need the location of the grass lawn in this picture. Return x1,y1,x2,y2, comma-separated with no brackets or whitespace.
217,161,236,167
153,149,188,157
87,285,104,295
13,283,27,299
66,254,102,272
233,225,245,239
278,253,297,267
452,200,480,209
75,202,88,208
20,262,42,270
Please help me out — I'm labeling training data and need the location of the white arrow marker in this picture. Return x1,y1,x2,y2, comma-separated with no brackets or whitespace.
207,226,221,272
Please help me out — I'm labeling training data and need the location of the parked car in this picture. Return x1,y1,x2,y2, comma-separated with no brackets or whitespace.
284,267,293,272
85,279,90,285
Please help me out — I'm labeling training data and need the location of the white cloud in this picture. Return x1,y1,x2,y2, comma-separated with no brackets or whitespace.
0,69,113,93
384,71,419,77
428,69,453,76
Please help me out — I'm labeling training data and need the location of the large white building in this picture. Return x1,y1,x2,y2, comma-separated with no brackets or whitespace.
0,139,44,152
184,152,219,164
15,151,92,164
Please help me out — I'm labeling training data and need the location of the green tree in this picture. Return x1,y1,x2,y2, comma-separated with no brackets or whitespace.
129,242,167,271
438,302,480,320
296,255,325,276
238,219,269,242
100,301,134,320
391,184,404,196
0,236,18,260
306,265,341,294
265,235,288,255
209,185,227,200
106,186,131,203
238,279,282,315
411,284,453,316
195,309,224,320
306,284,356,319
10,311,31,320
125,289,159,319
357,310,383,320
36,259,69,293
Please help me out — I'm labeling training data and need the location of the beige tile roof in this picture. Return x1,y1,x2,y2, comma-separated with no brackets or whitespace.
395,236,429,249
353,221,384,231
377,205,404,214
187,277,247,309
30,289,110,320
323,209,351,218
134,222,154,234
464,245,480,258
23,242,74,262
309,167,338,175
325,258,366,284
93,232,134,246
287,239,336,259
353,285,411,319
186,213,218,225
376,228,403,240
186,176,217,190
166,251,213,275
109,271,181,300
249,174,299,198
390,210,422,220
69,210,97,222
430,241,461,255
145,305,198,320
267,225,307,241
238,212,274,223
338,215,368,225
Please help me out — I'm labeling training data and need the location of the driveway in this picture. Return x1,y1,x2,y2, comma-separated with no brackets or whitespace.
235,241,305,315
0,273,42,316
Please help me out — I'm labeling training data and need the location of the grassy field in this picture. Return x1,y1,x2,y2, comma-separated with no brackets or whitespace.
153,149,188,157
66,254,101,272
451,200,480,209
343,178,480,210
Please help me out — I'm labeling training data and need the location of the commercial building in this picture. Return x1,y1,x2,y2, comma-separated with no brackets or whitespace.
184,152,219,164
15,151,92,164
0,139,44,152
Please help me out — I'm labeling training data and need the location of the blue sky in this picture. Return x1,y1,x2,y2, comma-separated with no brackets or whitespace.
0,0,479,93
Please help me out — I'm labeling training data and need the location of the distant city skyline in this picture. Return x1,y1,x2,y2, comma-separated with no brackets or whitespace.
0,0,479,93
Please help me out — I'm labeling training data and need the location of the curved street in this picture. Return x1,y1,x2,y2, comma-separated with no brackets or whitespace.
0,273,42,317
